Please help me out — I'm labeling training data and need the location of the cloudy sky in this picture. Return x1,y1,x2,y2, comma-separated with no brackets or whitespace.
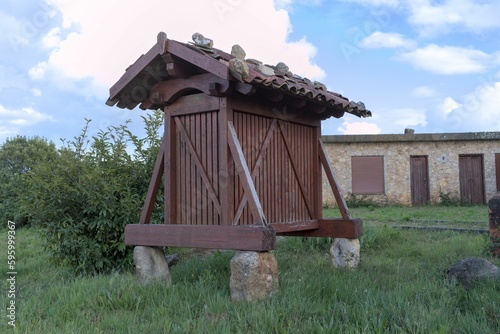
2,0,500,145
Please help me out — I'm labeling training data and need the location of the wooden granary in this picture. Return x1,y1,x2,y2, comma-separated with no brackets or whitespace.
106,32,371,251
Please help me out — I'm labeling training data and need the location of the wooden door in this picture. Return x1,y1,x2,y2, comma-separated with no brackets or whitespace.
410,156,429,205
459,155,485,204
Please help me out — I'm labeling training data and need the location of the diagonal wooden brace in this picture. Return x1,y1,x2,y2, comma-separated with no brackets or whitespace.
227,121,268,226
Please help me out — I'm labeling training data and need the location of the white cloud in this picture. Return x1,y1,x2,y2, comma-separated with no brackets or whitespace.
396,44,491,75
37,0,326,99
0,104,54,140
392,108,427,127
408,0,500,35
359,31,416,49
437,97,461,118
337,121,382,134
32,88,42,96
28,61,47,80
460,82,500,121
411,86,437,98
42,27,62,49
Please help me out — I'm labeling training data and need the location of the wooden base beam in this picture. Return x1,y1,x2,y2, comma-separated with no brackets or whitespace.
125,224,276,251
277,219,363,239
270,220,319,233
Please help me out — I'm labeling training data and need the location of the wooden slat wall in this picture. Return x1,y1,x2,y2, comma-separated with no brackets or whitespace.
175,111,220,225
232,111,315,225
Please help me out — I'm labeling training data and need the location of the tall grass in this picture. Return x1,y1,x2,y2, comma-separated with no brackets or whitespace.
1,211,498,333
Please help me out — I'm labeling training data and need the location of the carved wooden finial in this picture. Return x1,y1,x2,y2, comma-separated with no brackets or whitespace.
157,32,167,54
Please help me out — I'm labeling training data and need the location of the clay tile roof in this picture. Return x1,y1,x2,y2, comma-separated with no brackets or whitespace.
106,32,372,120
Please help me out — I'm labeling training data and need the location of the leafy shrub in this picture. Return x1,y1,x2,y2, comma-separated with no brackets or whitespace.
438,191,461,206
438,191,474,206
20,111,164,274
345,193,380,208
0,136,58,227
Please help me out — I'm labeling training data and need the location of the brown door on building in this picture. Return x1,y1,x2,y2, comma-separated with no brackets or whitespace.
459,155,485,204
410,156,429,205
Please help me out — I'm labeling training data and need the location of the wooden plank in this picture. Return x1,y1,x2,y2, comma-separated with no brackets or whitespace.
227,98,320,127
278,219,363,238
219,98,231,225
166,40,229,80
164,108,177,224
233,119,277,225
278,121,314,218
139,137,166,224
318,139,351,220
175,118,222,216
125,224,276,250
313,126,322,219
211,111,219,225
227,121,267,225
168,94,220,115
270,220,319,233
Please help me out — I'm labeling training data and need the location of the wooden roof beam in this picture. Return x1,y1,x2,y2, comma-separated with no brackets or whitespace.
166,56,198,78
166,40,229,80
284,95,307,109
258,88,284,102
149,73,231,105
307,102,326,114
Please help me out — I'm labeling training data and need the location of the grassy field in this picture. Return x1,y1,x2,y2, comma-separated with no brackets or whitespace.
1,205,499,333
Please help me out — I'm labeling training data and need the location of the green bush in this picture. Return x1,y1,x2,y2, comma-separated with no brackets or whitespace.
345,193,380,208
0,135,58,227
20,111,164,274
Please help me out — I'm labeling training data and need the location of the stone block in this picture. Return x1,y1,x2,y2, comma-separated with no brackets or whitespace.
133,246,171,285
330,238,360,269
447,257,500,289
230,251,278,301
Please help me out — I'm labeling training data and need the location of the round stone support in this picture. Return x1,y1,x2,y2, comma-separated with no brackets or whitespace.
133,246,172,285
489,195,500,257
230,251,279,301
330,238,360,269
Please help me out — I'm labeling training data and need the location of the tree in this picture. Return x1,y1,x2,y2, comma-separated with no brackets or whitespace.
0,136,58,226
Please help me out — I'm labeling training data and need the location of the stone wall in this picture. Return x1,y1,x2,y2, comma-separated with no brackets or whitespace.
322,132,500,206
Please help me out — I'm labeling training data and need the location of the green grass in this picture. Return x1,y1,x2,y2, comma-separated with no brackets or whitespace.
325,204,489,229
1,206,499,333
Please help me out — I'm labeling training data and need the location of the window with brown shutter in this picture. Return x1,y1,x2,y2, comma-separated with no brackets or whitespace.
351,156,385,194
496,153,500,191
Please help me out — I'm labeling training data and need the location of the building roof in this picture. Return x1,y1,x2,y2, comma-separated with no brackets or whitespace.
106,32,372,120
322,131,500,143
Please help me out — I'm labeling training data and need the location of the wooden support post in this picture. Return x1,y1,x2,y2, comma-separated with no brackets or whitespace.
313,125,322,220
219,98,233,225
318,139,351,220
139,138,166,224
227,121,267,226
164,107,177,224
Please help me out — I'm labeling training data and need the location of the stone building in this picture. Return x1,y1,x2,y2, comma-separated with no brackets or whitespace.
322,131,500,206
